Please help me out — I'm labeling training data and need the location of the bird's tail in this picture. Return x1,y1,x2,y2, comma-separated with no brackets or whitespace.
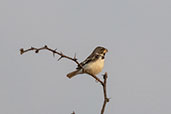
67,70,80,79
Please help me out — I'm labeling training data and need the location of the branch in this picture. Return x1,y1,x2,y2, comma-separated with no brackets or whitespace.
20,45,79,65
86,72,104,86
101,72,109,114
20,45,109,114
20,45,103,83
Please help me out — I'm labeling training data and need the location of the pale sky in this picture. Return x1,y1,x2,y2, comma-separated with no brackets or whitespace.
0,0,171,114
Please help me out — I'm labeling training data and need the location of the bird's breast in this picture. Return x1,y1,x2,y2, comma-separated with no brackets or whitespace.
84,58,104,75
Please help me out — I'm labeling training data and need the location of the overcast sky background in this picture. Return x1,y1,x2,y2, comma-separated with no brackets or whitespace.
0,0,171,114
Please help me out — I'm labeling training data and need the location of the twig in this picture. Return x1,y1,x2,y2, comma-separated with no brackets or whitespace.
101,72,109,114
85,72,104,86
20,45,79,65
20,45,109,114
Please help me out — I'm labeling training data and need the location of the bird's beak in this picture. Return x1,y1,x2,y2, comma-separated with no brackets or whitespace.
104,49,108,53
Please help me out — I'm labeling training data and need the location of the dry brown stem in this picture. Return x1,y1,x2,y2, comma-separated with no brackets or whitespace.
20,45,109,114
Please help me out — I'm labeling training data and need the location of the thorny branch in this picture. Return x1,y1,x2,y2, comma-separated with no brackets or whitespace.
20,45,109,114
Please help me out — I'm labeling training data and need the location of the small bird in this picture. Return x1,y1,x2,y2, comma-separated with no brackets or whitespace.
67,46,108,79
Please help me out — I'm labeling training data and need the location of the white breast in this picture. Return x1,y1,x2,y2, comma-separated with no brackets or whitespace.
83,57,104,75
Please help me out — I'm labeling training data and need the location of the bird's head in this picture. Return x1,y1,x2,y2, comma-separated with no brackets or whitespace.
94,46,108,55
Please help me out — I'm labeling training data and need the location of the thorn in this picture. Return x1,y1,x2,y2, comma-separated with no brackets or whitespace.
53,53,55,57
31,47,34,49
20,48,24,55
58,56,63,61
74,53,76,58
35,50,39,53
44,45,47,48
103,72,108,79
73,53,77,61
52,48,57,57
106,98,110,102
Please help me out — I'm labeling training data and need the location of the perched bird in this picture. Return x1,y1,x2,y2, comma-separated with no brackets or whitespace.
67,46,108,79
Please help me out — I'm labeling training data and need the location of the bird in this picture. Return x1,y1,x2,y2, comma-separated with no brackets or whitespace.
67,46,108,79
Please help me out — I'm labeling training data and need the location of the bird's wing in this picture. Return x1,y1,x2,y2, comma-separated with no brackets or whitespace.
76,53,99,69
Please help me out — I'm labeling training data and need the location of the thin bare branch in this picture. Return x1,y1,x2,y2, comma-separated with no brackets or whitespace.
20,45,109,114
85,72,104,86
101,72,109,114
20,45,80,65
